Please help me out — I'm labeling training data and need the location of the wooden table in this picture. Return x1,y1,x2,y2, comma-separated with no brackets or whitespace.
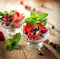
0,35,60,59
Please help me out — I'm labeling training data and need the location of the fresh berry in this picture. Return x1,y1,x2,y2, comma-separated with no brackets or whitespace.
25,5,29,9
33,28,38,31
33,28,38,34
0,31,5,41
53,44,58,49
24,32,28,35
18,14,25,21
39,51,44,56
12,18,19,23
23,26,27,32
8,18,12,22
28,32,34,38
38,23,44,30
27,27,33,32
40,33,44,37
35,31,40,39
42,28,48,33
6,21,11,26
4,15,9,19
3,18,8,22
20,1,23,5
26,23,30,27
15,11,20,17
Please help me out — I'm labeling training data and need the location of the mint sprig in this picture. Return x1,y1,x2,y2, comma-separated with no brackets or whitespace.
6,33,21,51
25,12,48,26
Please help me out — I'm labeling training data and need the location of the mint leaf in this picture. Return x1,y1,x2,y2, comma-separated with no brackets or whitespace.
25,17,36,24
43,20,47,26
6,39,13,46
36,13,48,21
6,33,21,51
14,44,19,49
13,33,21,44
6,45,14,51
30,12,36,18
10,10,15,14
0,12,4,16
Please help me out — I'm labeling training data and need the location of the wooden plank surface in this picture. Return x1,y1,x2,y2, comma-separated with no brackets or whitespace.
0,35,59,59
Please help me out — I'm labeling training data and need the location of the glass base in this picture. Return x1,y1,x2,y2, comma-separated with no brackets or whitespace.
27,42,43,49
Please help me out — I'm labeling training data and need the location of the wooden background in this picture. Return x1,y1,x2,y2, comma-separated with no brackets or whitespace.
0,35,60,59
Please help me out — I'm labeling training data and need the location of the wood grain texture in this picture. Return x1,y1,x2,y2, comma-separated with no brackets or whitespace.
0,35,59,59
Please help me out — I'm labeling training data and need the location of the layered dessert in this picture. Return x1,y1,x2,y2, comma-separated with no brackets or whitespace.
0,10,25,36
23,12,48,43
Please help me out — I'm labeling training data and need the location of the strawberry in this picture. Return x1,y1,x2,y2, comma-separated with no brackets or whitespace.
20,1,23,5
15,11,20,17
42,27,48,33
12,18,19,23
38,23,44,30
25,5,29,9
18,14,25,21
0,31,5,41
28,32,34,38
26,23,30,27
35,31,40,39
23,26,27,32
4,15,9,19
3,18,8,22
27,27,33,32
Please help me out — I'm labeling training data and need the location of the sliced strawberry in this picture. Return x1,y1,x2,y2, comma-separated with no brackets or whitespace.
35,31,40,39
0,31,5,41
4,15,9,19
15,11,20,17
23,26,27,32
26,23,31,27
27,27,33,32
18,14,25,21
12,18,19,23
42,28,48,33
28,32,34,38
38,23,44,30
3,18,8,22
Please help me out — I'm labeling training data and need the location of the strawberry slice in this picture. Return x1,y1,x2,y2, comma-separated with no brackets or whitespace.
12,18,19,23
4,15,9,19
3,18,8,22
35,31,40,39
42,28,48,33
28,32,34,38
27,27,33,32
23,26,27,32
38,23,44,30
15,11,20,17
18,14,25,21
0,31,5,41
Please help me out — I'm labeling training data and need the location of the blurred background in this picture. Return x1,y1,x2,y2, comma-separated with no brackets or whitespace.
0,0,60,45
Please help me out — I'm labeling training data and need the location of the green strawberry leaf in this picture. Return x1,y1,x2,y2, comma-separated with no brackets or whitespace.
25,17,36,24
36,13,48,21
30,12,36,18
13,33,21,44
